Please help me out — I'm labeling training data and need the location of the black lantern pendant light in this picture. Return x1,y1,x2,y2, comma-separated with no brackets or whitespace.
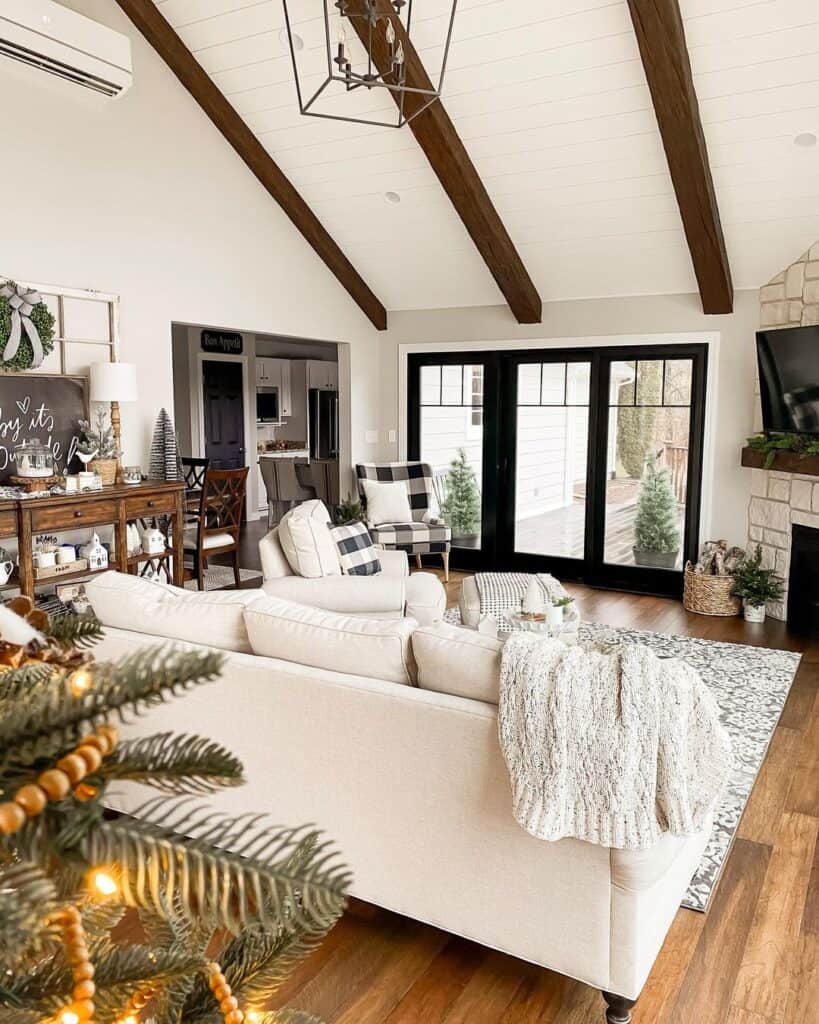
283,0,458,129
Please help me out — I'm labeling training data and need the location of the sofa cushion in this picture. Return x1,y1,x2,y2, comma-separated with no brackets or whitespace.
361,479,413,526
85,571,263,653
330,521,381,576
278,500,341,578
412,621,502,704
244,595,417,686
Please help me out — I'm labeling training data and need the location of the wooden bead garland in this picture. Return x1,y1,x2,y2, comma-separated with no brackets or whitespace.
48,904,96,1023
207,962,245,1024
0,725,118,836
113,982,159,1024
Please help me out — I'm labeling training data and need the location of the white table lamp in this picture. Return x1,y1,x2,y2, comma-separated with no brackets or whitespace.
89,362,138,482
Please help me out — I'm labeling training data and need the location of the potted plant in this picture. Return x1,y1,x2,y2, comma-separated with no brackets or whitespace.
77,408,120,486
731,545,784,622
334,493,364,526
633,454,681,569
440,447,481,547
552,594,576,621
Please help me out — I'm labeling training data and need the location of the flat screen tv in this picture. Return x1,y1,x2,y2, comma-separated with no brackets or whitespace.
756,325,819,434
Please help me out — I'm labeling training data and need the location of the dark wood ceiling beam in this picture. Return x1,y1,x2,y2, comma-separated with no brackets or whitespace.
347,1,542,324
626,0,733,314
114,0,387,331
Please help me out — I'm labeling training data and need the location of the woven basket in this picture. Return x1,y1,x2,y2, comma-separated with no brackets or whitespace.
89,458,118,486
683,563,741,616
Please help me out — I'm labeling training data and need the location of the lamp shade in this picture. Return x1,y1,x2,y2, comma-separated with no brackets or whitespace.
89,362,138,403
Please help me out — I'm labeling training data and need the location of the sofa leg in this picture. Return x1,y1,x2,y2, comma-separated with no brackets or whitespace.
442,550,450,583
415,554,423,571
602,992,636,1023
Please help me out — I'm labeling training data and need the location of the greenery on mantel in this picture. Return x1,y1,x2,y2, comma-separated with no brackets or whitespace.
746,433,819,469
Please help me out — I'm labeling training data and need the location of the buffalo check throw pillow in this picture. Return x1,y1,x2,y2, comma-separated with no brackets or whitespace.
330,521,382,576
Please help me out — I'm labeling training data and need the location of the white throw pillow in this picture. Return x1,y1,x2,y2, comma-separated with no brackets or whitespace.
244,595,417,686
412,621,503,704
361,479,413,526
85,571,264,653
278,500,341,578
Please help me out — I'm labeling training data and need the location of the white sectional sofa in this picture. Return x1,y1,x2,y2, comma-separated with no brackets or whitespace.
85,571,711,1024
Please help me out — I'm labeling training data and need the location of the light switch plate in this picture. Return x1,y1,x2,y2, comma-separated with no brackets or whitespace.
388,429,397,444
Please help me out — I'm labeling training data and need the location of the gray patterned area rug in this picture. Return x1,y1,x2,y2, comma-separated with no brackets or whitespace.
183,567,262,592
444,611,801,913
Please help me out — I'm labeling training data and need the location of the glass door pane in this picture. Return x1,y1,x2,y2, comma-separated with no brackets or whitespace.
418,363,484,550
513,361,591,559
604,358,693,570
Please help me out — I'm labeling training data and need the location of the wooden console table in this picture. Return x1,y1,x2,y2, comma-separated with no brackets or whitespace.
8,480,186,599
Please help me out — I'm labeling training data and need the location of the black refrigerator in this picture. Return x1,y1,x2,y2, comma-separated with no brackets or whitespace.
309,388,339,459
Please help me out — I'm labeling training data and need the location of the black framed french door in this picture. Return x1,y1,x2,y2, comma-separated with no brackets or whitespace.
407,343,708,596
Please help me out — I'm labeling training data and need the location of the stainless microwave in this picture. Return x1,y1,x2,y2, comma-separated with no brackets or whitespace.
256,387,280,423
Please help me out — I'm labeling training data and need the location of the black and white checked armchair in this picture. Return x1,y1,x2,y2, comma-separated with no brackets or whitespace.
355,462,451,581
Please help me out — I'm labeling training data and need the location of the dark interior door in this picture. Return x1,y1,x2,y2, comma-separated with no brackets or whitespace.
202,360,245,470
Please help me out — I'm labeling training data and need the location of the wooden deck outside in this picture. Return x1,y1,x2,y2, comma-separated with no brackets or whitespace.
514,499,685,568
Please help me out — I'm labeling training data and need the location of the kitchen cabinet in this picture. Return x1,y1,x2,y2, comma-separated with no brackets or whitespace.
255,358,292,417
306,360,338,390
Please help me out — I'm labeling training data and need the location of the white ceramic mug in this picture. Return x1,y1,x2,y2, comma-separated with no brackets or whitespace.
0,559,13,585
35,551,56,569
57,545,76,565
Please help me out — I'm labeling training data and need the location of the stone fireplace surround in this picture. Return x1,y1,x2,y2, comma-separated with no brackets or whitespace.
748,468,819,620
748,239,819,621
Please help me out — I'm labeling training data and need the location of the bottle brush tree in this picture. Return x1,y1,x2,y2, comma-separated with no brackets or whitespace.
633,453,681,554
440,448,481,537
0,597,348,1024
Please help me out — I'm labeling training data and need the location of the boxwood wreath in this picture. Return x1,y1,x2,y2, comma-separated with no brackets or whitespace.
0,280,56,371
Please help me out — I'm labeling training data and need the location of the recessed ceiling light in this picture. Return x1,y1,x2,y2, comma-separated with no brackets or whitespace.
384,191,401,205
794,131,817,148
279,28,303,51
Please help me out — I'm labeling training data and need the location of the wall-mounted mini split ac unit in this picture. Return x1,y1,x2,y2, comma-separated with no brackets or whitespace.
0,0,132,98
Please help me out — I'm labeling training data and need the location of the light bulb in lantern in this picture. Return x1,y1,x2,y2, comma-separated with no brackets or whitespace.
394,40,405,65
385,20,395,45
70,668,92,696
89,868,118,897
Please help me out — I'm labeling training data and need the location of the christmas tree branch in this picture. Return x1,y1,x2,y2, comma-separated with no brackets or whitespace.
45,612,105,650
83,802,350,936
98,732,245,795
5,941,204,1022
0,646,225,767
0,861,58,968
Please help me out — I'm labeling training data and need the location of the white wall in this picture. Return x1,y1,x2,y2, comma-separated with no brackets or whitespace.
2,0,382,483
376,290,760,545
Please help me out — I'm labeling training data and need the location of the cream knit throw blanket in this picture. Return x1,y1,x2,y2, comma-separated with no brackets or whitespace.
499,634,733,850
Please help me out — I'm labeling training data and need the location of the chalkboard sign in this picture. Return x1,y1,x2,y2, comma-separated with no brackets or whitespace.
202,330,243,355
0,374,88,482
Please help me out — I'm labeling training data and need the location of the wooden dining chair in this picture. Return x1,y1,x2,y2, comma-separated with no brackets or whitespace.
183,466,249,590
180,457,210,520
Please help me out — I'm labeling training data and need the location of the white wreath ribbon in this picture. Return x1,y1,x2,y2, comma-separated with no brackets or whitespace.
1,282,45,367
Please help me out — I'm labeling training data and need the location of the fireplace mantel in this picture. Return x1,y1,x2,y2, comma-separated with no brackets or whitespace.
741,446,819,478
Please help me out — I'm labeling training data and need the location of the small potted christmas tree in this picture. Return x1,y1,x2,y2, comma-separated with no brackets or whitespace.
440,447,481,546
731,544,785,622
632,453,681,568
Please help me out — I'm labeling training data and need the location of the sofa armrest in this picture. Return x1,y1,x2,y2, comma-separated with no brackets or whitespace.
261,574,406,617
377,548,409,578
259,527,293,580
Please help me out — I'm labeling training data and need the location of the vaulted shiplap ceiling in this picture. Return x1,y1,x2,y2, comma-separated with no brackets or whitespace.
154,0,819,311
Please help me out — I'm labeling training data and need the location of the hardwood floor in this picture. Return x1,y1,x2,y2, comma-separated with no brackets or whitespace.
230,524,818,1023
